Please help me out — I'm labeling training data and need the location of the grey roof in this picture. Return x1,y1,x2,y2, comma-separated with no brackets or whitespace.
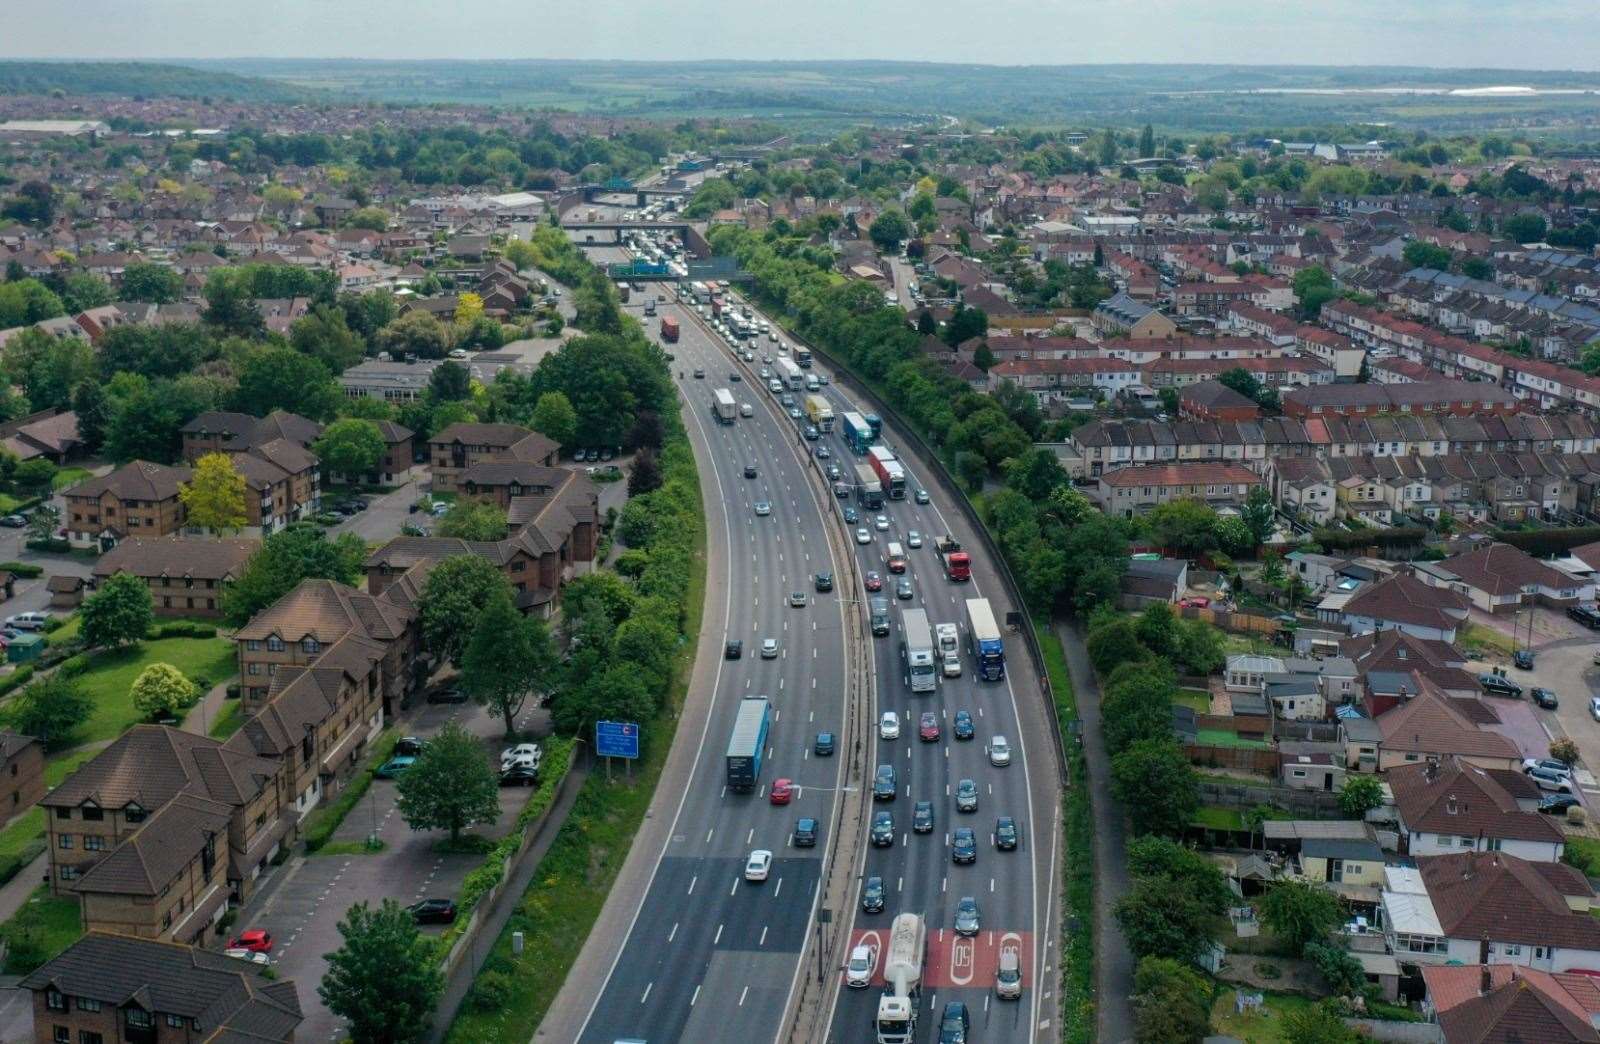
1303,836,1385,862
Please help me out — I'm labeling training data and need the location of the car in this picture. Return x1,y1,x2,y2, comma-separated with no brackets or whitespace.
788,407,803,420
426,687,467,704
729,372,741,382
448,347,469,360
815,731,836,756
834,482,851,498
1539,794,1582,816
939,1000,971,1044
501,744,541,771
1177,596,1210,609
3,611,49,631
394,736,427,757
1591,696,1600,723
907,530,923,549
761,638,778,659
228,930,273,953
989,736,1012,766
871,810,895,847
843,508,859,524
725,639,743,660
995,816,1019,851
1568,605,1600,629
770,778,794,805
793,817,819,847
1530,765,1573,793
953,710,975,741
223,947,271,965
744,849,772,882
816,446,831,460
759,368,772,380
500,764,541,787
818,374,830,385
826,464,842,481
856,527,872,544
789,591,808,608
375,755,416,779
1479,672,1523,698
880,711,901,740
814,572,833,593
913,801,935,834
915,488,931,504
754,501,771,517
744,464,758,479
995,947,1023,1000
1524,757,1573,780
803,426,820,442
873,764,897,801
864,571,883,592
408,898,458,925
692,368,705,379
895,578,913,600
874,514,890,531
1532,687,1560,710
846,943,876,988
956,778,979,812
919,712,940,742
1513,648,1536,670
952,828,978,865
861,875,886,914
0,515,25,528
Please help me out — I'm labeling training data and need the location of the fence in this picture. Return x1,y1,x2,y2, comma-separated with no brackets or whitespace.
1179,604,1282,636
1187,746,1282,777
1196,779,1345,818
1274,720,1342,743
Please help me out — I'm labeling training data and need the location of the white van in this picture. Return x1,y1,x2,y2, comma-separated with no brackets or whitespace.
805,376,820,392
739,403,754,418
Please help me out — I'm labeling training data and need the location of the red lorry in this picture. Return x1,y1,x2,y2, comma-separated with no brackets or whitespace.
660,315,680,343
936,535,971,582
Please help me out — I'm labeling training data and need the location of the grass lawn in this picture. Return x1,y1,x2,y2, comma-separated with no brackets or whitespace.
72,636,236,747
207,700,246,739
0,494,24,515
1195,727,1271,749
1209,989,1319,1044
1193,804,1292,831
0,886,82,974
1459,622,1517,659
1566,836,1600,876
51,467,92,491
1173,688,1211,714
0,807,45,884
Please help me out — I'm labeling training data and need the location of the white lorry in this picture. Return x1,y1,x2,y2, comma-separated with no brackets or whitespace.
876,913,926,1043
936,622,962,677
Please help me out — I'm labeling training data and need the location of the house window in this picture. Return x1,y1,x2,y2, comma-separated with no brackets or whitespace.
125,1009,154,1031
83,836,104,852
52,1027,68,1044
77,998,100,1013
1459,836,1476,848
55,808,70,820
46,989,67,1012
1486,837,1503,852
58,835,72,849
246,640,262,651
166,1015,185,1028
79,1033,103,1044
1291,769,1306,779
58,866,78,881
302,638,320,654
124,805,145,824
267,637,284,652
79,806,102,822
1535,946,1549,960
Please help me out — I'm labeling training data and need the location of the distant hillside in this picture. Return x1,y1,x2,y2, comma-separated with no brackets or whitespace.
0,60,313,102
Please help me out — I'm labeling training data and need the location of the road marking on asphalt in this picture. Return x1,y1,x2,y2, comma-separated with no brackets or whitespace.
774,877,783,898
691,984,701,1006
714,923,724,944
760,925,769,947
739,986,749,1006
640,982,652,1004
706,828,714,844
669,922,678,943
687,874,697,895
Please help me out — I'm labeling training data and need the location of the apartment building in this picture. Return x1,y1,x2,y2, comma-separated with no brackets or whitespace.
64,461,190,552
429,422,558,494
91,537,257,618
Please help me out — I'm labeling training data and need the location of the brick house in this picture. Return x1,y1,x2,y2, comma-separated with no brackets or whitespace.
181,410,321,462
91,537,257,618
64,461,190,552
0,730,44,826
1179,380,1261,422
230,440,321,533
1417,541,1593,614
22,932,303,1043
429,422,558,494
1340,570,1472,643
1093,461,1263,517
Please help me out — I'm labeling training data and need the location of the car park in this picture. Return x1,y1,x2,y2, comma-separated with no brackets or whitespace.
761,638,779,659
873,764,897,800
789,590,808,608
989,736,1012,766
725,640,743,660
1532,688,1560,709
864,571,883,592
814,731,836,756
861,875,886,913
754,501,771,517
408,899,458,925
744,849,772,882
871,811,895,847
770,778,794,805
793,817,818,847
953,895,980,931
815,572,833,592
919,712,940,742
956,778,979,812
880,711,900,740
913,801,934,833
952,828,977,865
846,944,875,988
995,816,1019,850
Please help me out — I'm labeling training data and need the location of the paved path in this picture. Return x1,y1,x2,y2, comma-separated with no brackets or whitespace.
1056,619,1135,1044
181,680,235,737
0,849,47,923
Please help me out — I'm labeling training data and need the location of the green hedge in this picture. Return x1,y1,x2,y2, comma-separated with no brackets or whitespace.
303,728,401,852
1313,526,1427,552
1495,526,1600,558
149,622,218,640
23,538,69,554
0,666,32,698
0,562,43,579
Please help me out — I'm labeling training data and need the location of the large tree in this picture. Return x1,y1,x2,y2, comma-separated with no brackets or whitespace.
130,662,200,721
868,210,911,253
1114,875,1217,964
377,311,450,360
395,721,500,844
80,571,154,649
232,347,341,420
1261,879,1344,954
426,360,471,403
119,262,183,304
1131,957,1211,1044
461,588,557,737
436,499,508,542
180,453,248,534
419,555,509,666
201,270,265,338
1111,738,1199,837
529,391,577,449
318,899,443,1044
290,305,367,374
96,322,216,381
1241,485,1276,549
314,418,385,482
3,675,91,749
223,525,366,625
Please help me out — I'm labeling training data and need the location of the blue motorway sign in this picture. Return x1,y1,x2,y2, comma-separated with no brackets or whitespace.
596,720,640,759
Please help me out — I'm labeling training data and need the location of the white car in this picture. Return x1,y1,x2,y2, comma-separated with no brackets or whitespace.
880,711,901,740
744,849,773,882
874,515,890,531
1591,696,1600,723
907,530,923,549
1524,757,1573,779
761,638,779,659
856,528,872,545
4,611,50,631
989,736,1012,766
223,948,271,966
845,943,875,988
501,743,541,772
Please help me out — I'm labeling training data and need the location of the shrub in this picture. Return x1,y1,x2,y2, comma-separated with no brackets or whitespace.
0,562,43,579
467,970,515,1011
0,666,33,697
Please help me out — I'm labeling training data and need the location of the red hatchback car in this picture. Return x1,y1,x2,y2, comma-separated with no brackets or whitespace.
918,712,940,742
769,778,794,805
863,572,883,593
229,929,273,953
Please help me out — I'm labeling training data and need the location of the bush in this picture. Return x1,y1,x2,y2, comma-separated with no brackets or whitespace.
22,538,69,554
149,622,218,640
0,666,33,698
1314,526,1426,553
467,969,515,1011
0,562,43,579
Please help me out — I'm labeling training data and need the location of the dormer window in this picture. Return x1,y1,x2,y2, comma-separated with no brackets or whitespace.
79,804,103,822
124,802,145,824
302,637,320,654
267,636,284,652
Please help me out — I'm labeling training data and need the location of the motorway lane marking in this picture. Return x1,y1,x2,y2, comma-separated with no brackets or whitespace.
774,877,783,898
760,925,769,947
640,982,653,1004
691,984,701,1006
730,877,739,897
714,923,724,944
669,922,678,942
688,875,697,895
739,986,749,1006
705,828,713,843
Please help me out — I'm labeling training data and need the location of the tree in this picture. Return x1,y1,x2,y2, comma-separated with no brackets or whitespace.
1293,265,1338,319
530,391,577,449
1461,256,1493,280
426,360,471,403
61,272,112,313
436,499,508,541
12,458,55,495
461,589,557,737
419,555,508,666
233,347,341,420
1126,836,1232,914
25,504,58,544
1304,941,1367,1000
201,270,265,338
130,662,200,721
1503,212,1548,244
314,418,385,481
1135,603,1178,656
1111,738,1199,837
1173,619,1226,675
916,310,937,336
1115,875,1216,964
1551,737,1581,766
290,306,367,374
868,210,910,253
96,322,215,381
1146,499,1219,557
1402,240,1452,271
1138,123,1156,158
1338,774,1385,817
318,899,443,1044
345,207,390,232
628,448,662,496
179,452,247,534
4,675,91,748
1130,957,1211,1044
1102,671,1177,755
79,571,154,650
1,181,55,226
1086,615,1147,676
453,292,484,327
1260,879,1344,953
1213,515,1254,558
72,380,109,454
119,262,182,304
1098,127,1118,168
1242,485,1276,548
1281,999,1364,1044
395,720,500,844
224,525,366,624
378,312,450,360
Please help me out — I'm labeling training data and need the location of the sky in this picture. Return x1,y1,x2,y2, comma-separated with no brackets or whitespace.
4,0,1599,71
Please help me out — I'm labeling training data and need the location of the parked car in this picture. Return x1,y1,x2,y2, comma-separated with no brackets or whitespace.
223,948,270,966
0,515,26,528
1568,605,1600,629
500,744,541,772
1591,696,1600,723
1532,688,1560,710
1513,648,1536,670
394,736,427,757
1539,794,1582,816
1528,765,1573,793
426,687,467,704
3,612,50,631
228,929,273,953
1177,596,1210,609
1524,758,1573,779
375,755,416,779
499,765,540,787
407,899,458,925
1479,672,1523,698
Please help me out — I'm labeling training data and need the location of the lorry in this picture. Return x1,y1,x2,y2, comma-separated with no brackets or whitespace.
804,394,835,432
935,622,962,677
712,388,737,425
854,463,884,509
876,913,926,1043
725,696,771,791
841,412,875,455
966,597,1006,681
794,345,813,368
615,282,631,304
867,446,907,500
902,608,936,694
660,314,680,343
775,356,804,390
936,535,972,582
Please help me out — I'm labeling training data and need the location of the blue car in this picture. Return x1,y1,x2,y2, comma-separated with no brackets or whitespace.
953,710,975,741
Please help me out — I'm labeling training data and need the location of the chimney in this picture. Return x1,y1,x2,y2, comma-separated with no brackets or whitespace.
1480,937,1493,994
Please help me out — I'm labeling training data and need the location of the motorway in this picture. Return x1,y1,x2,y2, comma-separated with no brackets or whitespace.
572,229,1059,1043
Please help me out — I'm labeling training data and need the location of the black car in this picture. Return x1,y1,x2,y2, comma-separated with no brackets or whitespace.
870,811,895,847
744,464,758,479
725,640,743,660
1513,648,1535,670
873,764,897,801
952,827,977,864
814,731,836,756
500,764,541,787
913,801,934,834
794,817,819,848
407,899,458,925
939,1000,970,1044
815,572,834,592
861,875,886,914
1479,672,1523,699
692,368,705,378
995,816,1019,851
426,687,467,704
1533,687,1560,710
729,372,741,382
394,736,427,757
1569,605,1600,629
1539,794,1582,815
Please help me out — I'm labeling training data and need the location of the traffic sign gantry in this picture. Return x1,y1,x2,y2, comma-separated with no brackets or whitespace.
595,720,640,759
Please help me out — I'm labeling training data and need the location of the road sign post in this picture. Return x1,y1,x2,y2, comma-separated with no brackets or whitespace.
596,720,640,779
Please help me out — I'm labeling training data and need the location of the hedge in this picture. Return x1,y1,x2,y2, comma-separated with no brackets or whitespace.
302,728,402,852
1314,526,1427,553
0,666,33,697
23,538,69,554
1495,526,1600,558
149,622,218,640
0,562,42,579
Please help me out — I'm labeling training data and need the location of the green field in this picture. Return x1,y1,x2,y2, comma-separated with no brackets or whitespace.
73,636,237,746
0,886,83,973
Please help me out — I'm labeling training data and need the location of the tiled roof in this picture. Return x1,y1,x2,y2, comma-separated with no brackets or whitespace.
1420,851,1600,952
1389,757,1564,845
233,578,412,644
1433,542,1578,597
44,725,277,813
92,537,257,582
1344,571,1470,632
66,460,190,502
1424,964,1600,1044
1377,686,1521,762
72,792,232,896
1099,461,1262,488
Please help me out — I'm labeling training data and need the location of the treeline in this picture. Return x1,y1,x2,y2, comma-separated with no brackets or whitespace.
0,60,310,102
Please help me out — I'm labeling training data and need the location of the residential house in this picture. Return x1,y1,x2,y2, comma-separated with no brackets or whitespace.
1418,541,1593,614
1091,292,1178,339
0,409,82,464
63,461,191,552
1373,686,1522,772
1297,835,1386,903
1282,379,1520,419
1340,570,1471,643
1093,461,1263,517
1421,963,1600,1044
1389,757,1565,863
1179,380,1260,422
0,731,43,826
91,537,257,618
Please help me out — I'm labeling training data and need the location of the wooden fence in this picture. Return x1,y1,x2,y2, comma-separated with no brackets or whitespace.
1187,745,1281,777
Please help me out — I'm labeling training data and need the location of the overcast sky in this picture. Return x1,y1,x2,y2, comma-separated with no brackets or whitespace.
5,0,1599,70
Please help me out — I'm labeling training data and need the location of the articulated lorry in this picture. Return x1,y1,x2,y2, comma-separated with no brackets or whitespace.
854,463,884,510
875,913,926,1043
725,696,770,791
936,535,972,582
902,608,936,694
804,394,835,432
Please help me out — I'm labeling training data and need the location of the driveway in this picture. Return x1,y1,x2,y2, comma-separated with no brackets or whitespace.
1484,638,1600,798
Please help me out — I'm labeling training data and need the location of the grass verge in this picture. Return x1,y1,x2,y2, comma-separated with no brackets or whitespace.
0,807,45,886
71,635,237,746
302,727,401,852
0,886,82,973
1037,620,1094,1044
207,699,246,739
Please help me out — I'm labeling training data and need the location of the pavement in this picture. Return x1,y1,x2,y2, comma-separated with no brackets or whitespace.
1057,620,1135,1044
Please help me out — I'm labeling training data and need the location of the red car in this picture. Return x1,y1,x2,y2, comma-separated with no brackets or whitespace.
918,712,940,742
769,778,794,805
229,929,273,953
1178,596,1210,609
864,572,883,593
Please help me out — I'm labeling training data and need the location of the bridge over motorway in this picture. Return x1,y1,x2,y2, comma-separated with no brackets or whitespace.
565,219,714,260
